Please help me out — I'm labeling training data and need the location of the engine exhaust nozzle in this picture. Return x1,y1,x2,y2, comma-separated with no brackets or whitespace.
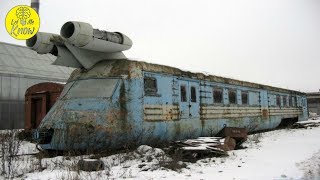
60,21,132,53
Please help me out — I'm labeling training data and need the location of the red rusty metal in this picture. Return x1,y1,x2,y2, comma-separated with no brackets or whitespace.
218,127,248,140
25,82,64,130
216,136,237,151
262,109,269,117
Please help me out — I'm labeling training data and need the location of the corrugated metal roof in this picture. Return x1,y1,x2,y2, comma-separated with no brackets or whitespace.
0,42,74,81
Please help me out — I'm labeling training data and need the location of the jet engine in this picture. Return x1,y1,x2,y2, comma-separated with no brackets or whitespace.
26,21,132,69
26,32,57,55
60,21,132,53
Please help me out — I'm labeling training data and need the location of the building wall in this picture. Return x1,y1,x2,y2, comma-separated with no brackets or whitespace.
307,96,320,115
308,103,320,115
0,100,24,129
0,42,73,130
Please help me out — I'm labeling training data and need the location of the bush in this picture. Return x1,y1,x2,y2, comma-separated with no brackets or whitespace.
0,130,23,178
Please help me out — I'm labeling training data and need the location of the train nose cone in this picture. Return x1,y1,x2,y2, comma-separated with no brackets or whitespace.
35,98,122,151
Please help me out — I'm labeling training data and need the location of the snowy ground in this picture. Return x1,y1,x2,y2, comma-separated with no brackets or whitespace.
1,118,320,180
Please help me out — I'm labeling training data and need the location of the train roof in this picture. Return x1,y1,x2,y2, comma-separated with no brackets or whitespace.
69,59,305,95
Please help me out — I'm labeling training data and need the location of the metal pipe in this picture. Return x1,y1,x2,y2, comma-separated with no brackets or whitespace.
31,0,40,14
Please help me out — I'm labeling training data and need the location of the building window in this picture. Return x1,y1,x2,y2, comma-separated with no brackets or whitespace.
276,95,281,107
283,96,287,107
229,89,237,104
190,86,196,102
180,85,187,102
144,77,157,95
213,88,223,103
241,91,248,105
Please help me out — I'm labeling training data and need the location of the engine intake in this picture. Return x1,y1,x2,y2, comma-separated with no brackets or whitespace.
26,32,57,55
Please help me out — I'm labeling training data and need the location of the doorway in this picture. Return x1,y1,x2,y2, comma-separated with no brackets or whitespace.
179,80,200,119
30,93,48,129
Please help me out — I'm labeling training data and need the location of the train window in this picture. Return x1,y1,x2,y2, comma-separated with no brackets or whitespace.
293,96,297,107
276,95,281,107
144,77,157,95
241,91,248,105
302,98,306,107
213,88,223,103
289,96,292,107
180,85,187,102
65,79,119,98
59,81,75,99
283,96,287,107
229,89,237,104
250,92,260,106
190,86,197,102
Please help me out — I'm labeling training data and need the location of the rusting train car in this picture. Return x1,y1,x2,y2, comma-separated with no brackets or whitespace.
28,21,308,151
25,82,64,130
34,59,308,150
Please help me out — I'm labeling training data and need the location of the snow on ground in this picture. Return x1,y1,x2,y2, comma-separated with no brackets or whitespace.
297,150,320,179
2,118,320,180
182,126,320,180
296,118,320,125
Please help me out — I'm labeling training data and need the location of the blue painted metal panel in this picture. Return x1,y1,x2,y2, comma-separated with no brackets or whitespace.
189,81,200,118
178,80,189,119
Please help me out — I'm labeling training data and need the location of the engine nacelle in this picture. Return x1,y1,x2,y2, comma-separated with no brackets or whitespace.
60,21,132,53
26,32,58,55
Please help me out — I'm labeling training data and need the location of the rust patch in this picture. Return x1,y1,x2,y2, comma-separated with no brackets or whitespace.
106,108,122,124
262,109,269,117
217,127,248,141
144,105,180,121
216,136,236,151
200,106,262,119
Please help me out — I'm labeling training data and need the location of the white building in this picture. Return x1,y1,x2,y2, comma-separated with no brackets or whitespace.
0,42,74,129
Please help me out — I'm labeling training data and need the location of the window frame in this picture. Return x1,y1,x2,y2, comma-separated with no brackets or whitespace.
180,85,187,102
289,96,293,107
241,91,248,105
228,89,237,105
144,77,158,96
190,86,197,102
293,96,297,107
283,96,287,107
276,95,281,107
63,78,119,99
213,88,223,104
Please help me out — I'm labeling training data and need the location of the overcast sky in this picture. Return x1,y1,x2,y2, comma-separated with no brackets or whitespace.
1,0,319,92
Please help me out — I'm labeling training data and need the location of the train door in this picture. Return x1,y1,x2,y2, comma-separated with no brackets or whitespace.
179,80,200,119
189,81,200,118
179,80,189,119
30,93,48,129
